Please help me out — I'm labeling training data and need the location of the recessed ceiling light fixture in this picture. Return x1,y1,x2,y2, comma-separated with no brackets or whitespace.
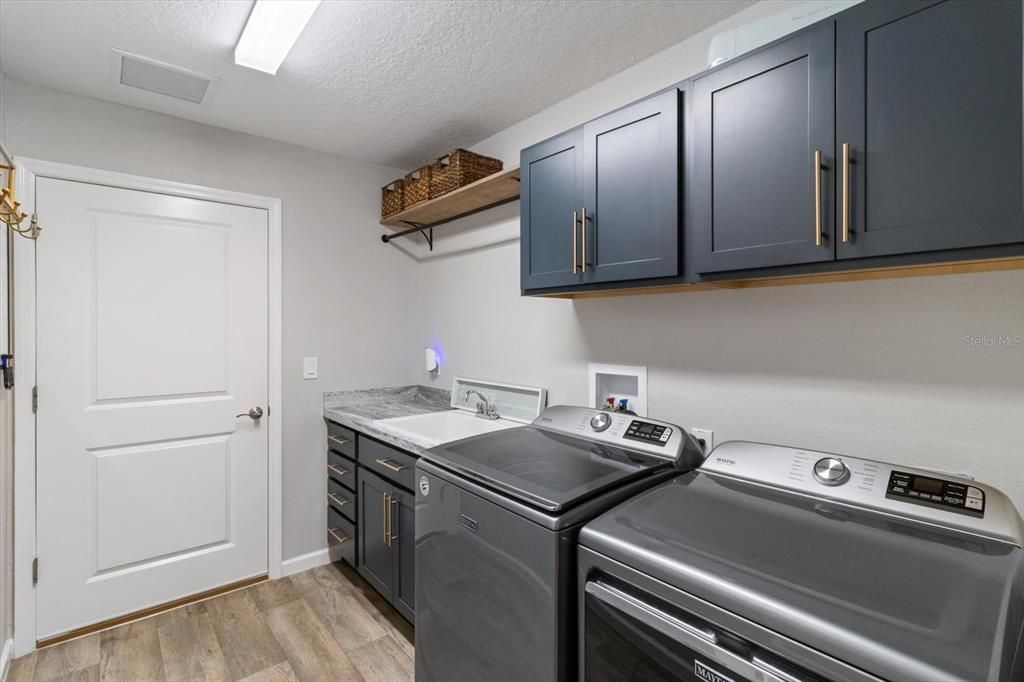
235,0,321,75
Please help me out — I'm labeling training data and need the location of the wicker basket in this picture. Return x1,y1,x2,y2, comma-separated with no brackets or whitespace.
380,179,405,219
403,165,433,208
430,149,503,198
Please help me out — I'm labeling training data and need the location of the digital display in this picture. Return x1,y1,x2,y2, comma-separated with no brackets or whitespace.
912,476,944,495
638,423,655,435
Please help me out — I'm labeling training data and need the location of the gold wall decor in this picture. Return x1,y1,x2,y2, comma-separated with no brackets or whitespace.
0,144,40,240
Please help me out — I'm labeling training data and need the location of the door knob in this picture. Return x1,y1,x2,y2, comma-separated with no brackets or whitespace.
236,406,263,420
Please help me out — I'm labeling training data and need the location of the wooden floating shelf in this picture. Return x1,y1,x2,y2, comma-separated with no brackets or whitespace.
381,166,520,229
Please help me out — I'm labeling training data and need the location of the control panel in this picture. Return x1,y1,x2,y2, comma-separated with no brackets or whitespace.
887,470,985,517
532,405,704,467
624,419,672,447
700,441,1024,547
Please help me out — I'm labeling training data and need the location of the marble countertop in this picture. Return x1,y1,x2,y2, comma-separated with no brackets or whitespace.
323,385,453,454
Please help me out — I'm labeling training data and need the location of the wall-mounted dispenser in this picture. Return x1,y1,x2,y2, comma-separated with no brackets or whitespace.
425,347,440,375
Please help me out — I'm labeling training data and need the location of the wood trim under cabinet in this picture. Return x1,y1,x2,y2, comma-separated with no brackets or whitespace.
538,256,1024,300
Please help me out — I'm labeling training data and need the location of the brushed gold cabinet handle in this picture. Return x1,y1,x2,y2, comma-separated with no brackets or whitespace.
581,207,588,273
375,458,406,473
389,497,399,543
327,492,349,508
383,493,390,545
814,149,824,247
328,528,349,545
572,210,578,274
842,142,850,244
327,463,348,478
327,435,350,448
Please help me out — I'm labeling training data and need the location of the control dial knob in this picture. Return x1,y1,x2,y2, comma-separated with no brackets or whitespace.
590,412,612,432
813,457,850,486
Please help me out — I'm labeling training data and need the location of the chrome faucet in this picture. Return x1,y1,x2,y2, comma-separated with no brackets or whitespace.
463,389,500,420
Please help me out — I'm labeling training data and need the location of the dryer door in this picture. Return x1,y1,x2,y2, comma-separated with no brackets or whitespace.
583,581,823,682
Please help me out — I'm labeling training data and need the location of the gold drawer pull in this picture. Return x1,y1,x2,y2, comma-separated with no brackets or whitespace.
327,463,348,477
327,528,349,545
572,210,579,274
581,207,588,273
842,142,851,244
813,149,824,247
389,497,399,543
375,458,406,473
327,492,349,508
328,435,350,447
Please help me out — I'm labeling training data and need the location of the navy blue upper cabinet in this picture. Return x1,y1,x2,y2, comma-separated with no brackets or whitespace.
582,88,681,283
691,22,836,274
835,0,1024,259
520,89,681,291
520,129,584,290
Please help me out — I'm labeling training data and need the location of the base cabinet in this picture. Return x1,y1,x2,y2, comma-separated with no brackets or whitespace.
326,423,415,622
393,488,416,622
357,458,415,622
357,467,394,596
326,422,358,567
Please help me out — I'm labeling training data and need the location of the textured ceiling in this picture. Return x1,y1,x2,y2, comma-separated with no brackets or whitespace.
0,0,753,167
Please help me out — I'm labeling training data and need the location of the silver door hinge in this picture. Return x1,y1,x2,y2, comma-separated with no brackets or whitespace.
32,385,38,413
32,557,38,585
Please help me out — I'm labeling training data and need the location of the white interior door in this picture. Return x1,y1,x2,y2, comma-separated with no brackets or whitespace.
35,178,269,640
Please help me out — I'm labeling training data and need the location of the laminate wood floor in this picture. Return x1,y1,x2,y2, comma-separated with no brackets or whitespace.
8,562,415,682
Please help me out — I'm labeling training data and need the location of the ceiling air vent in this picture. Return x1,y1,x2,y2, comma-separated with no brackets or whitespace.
111,49,219,105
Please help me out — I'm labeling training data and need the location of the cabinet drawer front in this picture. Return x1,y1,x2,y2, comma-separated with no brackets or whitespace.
327,506,355,566
328,478,356,522
328,450,356,491
359,436,416,490
326,422,357,460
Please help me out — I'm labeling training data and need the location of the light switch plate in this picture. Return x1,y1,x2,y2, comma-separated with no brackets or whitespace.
303,357,318,380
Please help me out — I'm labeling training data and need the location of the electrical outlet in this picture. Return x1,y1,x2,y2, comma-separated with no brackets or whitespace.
690,428,714,455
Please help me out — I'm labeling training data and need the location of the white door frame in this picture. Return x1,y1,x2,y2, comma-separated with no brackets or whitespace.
11,158,284,656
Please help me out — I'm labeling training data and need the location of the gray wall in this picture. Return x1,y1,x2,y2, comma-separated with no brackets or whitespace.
2,77,419,562
412,0,1024,513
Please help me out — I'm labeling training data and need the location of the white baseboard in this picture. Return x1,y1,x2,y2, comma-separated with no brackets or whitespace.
1,638,13,682
281,548,332,577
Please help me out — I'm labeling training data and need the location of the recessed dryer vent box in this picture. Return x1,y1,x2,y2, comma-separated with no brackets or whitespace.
588,363,648,416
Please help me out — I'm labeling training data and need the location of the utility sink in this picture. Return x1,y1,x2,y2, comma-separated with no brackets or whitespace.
377,410,521,447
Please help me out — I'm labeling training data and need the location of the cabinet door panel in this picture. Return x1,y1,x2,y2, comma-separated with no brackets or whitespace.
357,467,393,599
692,22,835,273
393,488,415,622
583,88,680,282
837,0,1024,258
520,129,584,290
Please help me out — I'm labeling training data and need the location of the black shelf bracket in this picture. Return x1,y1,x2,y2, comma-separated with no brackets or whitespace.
382,222,433,250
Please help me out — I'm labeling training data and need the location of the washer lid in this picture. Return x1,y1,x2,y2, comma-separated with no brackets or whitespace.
580,472,1024,682
421,426,674,513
